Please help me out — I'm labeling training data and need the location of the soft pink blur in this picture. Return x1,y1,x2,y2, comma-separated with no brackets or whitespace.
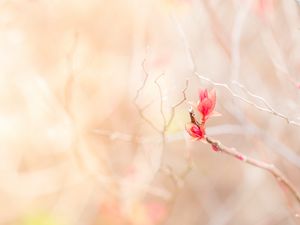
0,0,300,225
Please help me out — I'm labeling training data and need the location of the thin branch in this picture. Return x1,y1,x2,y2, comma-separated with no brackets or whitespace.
92,129,162,145
230,0,252,81
160,159,194,190
154,73,167,130
232,80,300,125
165,79,189,128
133,59,161,133
152,70,191,190
154,74,189,131
202,1,231,58
140,99,156,111
195,72,300,127
224,102,300,168
133,58,191,200
205,136,300,204
137,110,162,132
133,59,149,103
170,14,197,72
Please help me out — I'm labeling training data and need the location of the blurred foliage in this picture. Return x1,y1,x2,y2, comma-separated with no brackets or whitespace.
18,212,64,225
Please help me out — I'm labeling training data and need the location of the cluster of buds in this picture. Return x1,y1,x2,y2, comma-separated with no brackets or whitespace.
186,88,219,140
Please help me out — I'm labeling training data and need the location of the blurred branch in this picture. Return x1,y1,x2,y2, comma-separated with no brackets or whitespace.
133,59,150,104
133,57,191,190
166,80,188,128
159,159,195,225
92,120,300,169
92,129,157,144
202,1,231,58
230,0,252,81
154,73,168,130
160,162,194,190
170,14,197,72
134,57,189,133
155,75,189,131
154,73,189,168
205,136,300,204
134,59,161,132
262,27,300,89
64,32,79,116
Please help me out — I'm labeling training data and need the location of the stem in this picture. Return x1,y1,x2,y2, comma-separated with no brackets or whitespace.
205,136,300,204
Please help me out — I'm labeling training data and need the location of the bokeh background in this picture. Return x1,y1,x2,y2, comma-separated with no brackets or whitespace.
1,0,300,224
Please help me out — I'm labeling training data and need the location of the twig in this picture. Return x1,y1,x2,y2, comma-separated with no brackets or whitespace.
195,72,300,127
133,59,150,103
153,72,169,167
133,59,161,132
153,72,189,132
170,14,197,72
202,1,231,58
232,80,300,126
154,73,167,130
155,75,189,167
230,0,252,81
149,68,191,195
205,136,300,204
134,58,191,204
165,79,189,128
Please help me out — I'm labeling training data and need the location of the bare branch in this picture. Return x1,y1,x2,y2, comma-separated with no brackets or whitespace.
133,59,150,103
195,72,300,127
154,73,167,130
165,79,189,129
133,59,162,133
170,14,197,72
232,80,300,125
137,110,162,133
230,0,252,81
133,58,191,206
202,1,231,58
205,136,300,204
154,74,189,131
160,159,194,190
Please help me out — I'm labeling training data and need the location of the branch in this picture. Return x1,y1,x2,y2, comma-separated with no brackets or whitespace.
205,136,300,204
153,73,189,132
195,72,300,127
170,14,197,72
232,80,300,126
165,79,189,128
154,73,167,130
230,0,252,81
201,1,231,58
134,59,161,132
133,59,150,104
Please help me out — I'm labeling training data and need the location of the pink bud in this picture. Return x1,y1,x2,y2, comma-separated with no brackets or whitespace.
185,123,206,140
236,154,245,161
211,144,219,152
197,88,216,122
